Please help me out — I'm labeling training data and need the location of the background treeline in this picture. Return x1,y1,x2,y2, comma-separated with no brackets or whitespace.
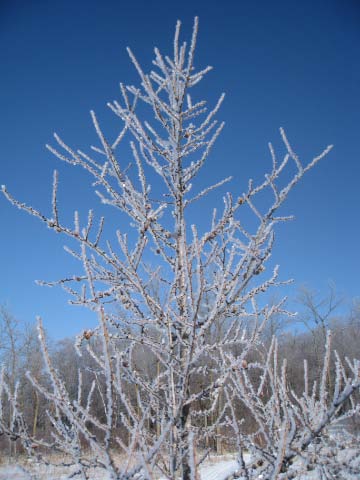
1,288,359,458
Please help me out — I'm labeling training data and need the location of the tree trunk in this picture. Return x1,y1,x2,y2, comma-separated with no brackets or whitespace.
181,402,191,480
32,390,39,437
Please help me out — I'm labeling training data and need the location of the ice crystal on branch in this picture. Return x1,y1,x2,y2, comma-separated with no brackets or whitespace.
1,17,359,480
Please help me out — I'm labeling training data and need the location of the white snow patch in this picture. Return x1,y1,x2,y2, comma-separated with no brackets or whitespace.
199,459,239,480
0,465,32,480
0,458,240,480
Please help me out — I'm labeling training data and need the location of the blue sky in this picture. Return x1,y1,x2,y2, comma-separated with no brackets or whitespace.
1,0,359,338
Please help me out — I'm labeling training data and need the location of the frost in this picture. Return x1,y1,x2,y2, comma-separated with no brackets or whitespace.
0,15,357,480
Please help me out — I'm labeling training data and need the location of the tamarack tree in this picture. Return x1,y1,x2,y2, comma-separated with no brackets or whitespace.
1,18,359,480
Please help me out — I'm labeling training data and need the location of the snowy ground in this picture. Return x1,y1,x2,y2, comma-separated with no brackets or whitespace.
197,459,240,480
1,448,358,480
0,457,241,480
0,458,334,480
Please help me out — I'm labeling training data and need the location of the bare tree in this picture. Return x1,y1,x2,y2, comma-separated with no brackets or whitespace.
0,306,23,457
1,18,359,480
297,284,343,339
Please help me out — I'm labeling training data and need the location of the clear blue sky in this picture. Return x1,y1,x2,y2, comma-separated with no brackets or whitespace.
1,0,359,338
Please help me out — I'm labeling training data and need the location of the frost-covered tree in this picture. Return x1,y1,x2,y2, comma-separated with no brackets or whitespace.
1,18,359,480
225,332,360,479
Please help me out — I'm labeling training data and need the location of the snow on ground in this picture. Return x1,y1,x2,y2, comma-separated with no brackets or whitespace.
2,452,358,480
0,458,240,480
0,465,32,480
198,459,239,480
0,458,241,480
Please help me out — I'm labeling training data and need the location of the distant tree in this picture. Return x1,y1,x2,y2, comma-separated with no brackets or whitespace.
1,18,359,480
0,306,21,456
297,284,343,338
